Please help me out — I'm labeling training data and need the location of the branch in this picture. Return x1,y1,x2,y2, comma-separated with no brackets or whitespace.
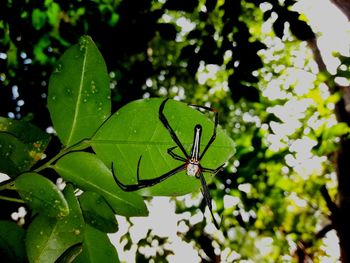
34,138,91,172
320,184,338,216
330,0,350,21
316,224,334,239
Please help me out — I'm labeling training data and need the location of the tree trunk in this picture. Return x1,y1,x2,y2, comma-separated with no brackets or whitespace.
308,2,350,261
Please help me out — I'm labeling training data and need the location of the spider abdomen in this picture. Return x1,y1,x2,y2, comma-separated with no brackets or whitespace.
186,159,200,177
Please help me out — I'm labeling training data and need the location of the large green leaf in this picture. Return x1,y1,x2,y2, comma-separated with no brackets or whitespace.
79,191,118,233
73,225,119,263
15,172,69,218
0,117,50,177
92,98,235,196
54,152,148,217
25,185,84,263
0,220,27,262
47,35,111,147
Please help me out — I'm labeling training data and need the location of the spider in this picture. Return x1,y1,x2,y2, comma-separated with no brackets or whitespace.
112,98,225,228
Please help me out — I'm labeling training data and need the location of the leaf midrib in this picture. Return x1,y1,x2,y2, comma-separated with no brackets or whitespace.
66,46,88,146
91,139,233,149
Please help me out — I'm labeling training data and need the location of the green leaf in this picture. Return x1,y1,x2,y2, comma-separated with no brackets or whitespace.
0,133,30,177
92,98,235,196
0,117,50,148
25,184,84,263
46,2,61,26
79,191,118,233
47,35,111,147
0,220,27,262
32,8,47,30
323,122,350,139
55,243,83,263
0,117,50,177
54,152,148,217
73,225,119,263
15,172,69,218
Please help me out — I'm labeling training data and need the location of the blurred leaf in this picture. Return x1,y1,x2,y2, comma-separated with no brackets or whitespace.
323,123,350,139
47,35,111,147
273,16,285,39
0,117,50,176
92,98,235,196
0,117,50,146
15,172,69,218
32,9,46,30
0,133,32,177
288,12,315,41
73,225,119,263
46,1,61,26
206,0,217,12
79,191,118,233
54,152,148,217
25,185,84,263
0,220,26,262
157,23,177,40
164,0,199,12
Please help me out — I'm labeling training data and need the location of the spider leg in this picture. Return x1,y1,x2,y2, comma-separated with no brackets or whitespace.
159,98,189,158
111,158,185,191
137,163,185,188
112,162,140,191
168,146,187,162
190,104,219,161
201,163,225,175
198,171,221,229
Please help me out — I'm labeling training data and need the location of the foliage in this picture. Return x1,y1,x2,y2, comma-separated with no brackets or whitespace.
0,36,234,262
0,0,347,262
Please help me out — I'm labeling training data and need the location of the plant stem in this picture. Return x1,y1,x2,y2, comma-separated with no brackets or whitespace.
34,138,91,172
0,181,15,191
0,195,25,203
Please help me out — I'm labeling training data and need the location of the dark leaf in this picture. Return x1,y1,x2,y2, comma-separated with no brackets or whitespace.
164,0,199,13
157,23,177,40
288,13,315,40
73,225,119,263
79,191,118,233
0,220,26,263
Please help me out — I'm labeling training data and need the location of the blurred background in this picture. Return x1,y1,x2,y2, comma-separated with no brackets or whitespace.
1,0,350,262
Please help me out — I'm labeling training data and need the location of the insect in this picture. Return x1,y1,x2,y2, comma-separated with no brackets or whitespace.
112,98,225,228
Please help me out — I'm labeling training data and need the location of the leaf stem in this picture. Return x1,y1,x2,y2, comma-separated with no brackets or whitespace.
0,181,15,191
0,195,25,203
34,138,91,172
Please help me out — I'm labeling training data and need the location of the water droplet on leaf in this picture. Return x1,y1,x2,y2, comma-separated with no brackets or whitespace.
91,80,98,94
55,64,62,73
79,38,88,51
